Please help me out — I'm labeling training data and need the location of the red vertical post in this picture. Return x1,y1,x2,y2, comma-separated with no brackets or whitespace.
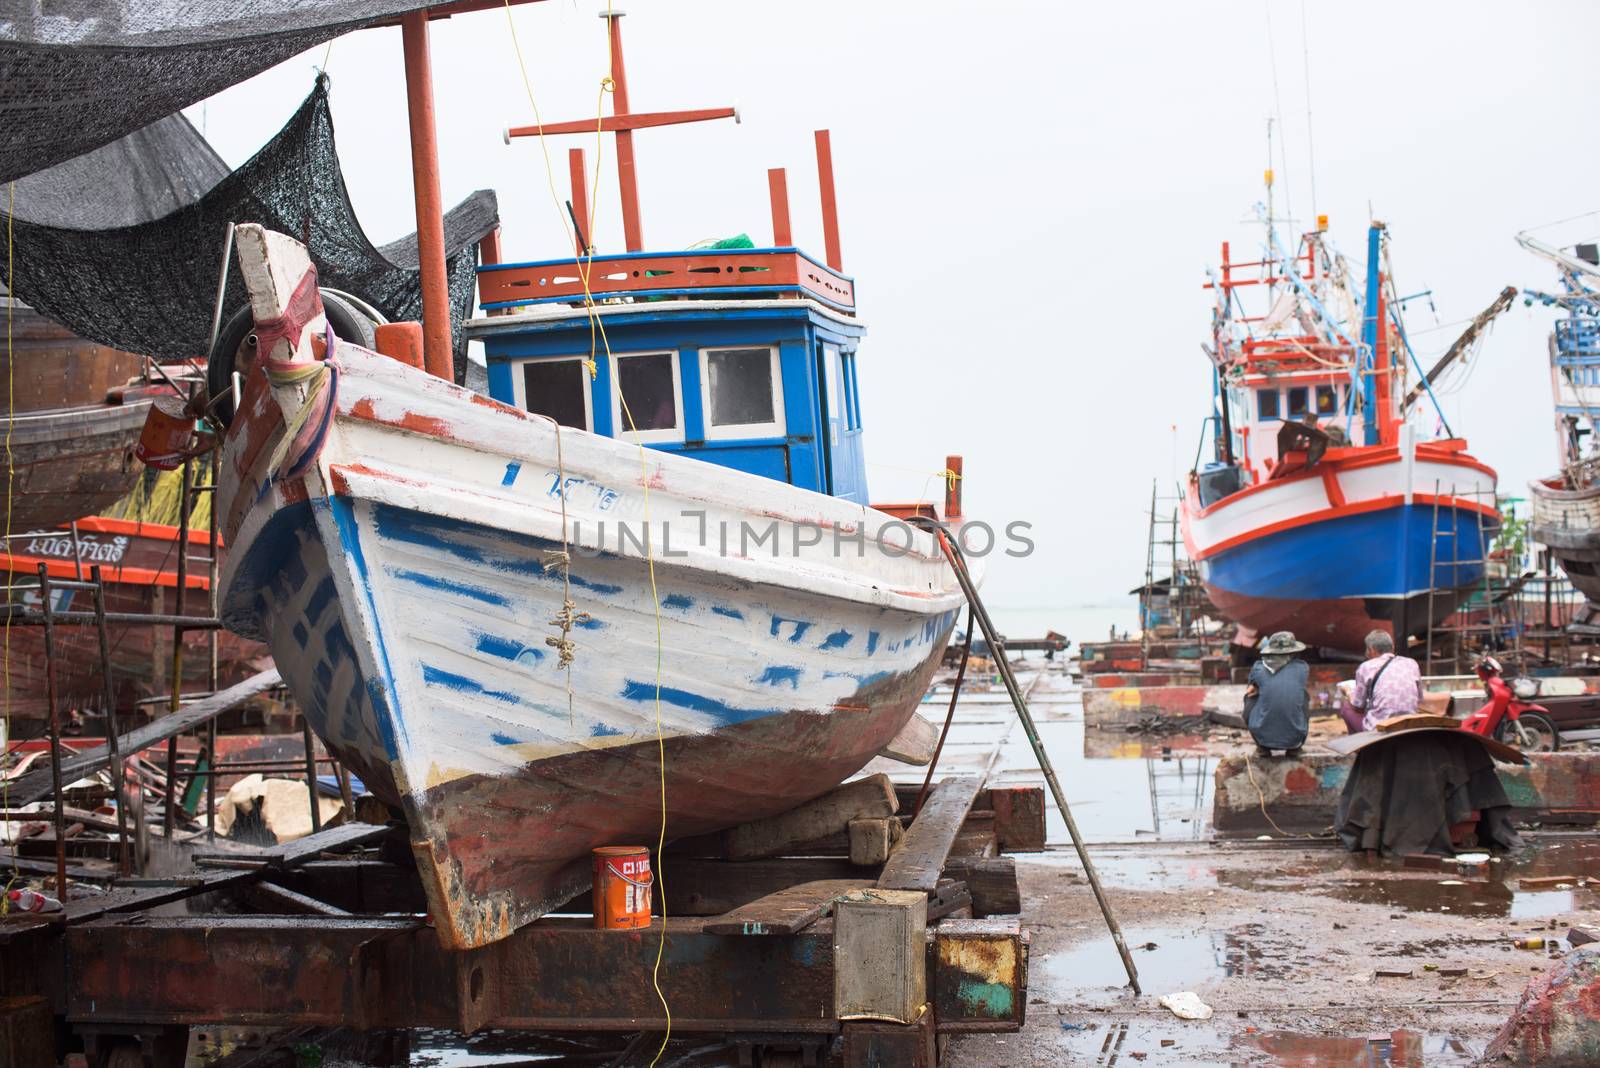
1374,276,1397,446
767,167,792,247
569,147,590,256
944,455,964,520
603,12,644,252
815,129,842,271
401,10,454,382
480,226,503,267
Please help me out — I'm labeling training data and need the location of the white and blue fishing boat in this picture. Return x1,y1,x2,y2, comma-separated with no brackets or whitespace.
213,76,963,946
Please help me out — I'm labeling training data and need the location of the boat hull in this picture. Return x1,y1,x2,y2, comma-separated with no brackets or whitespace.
1184,447,1498,653
219,344,962,948
1528,475,1600,624
0,518,269,722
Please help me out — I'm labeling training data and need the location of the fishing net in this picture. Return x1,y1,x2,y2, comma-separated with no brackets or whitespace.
1,79,497,383
0,1,446,184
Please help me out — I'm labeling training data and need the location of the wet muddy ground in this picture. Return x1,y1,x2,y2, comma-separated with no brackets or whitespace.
936,660,1594,1065
198,658,1591,1066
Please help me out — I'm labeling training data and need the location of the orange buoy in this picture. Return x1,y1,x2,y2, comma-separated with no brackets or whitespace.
134,394,198,470
592,845,653,929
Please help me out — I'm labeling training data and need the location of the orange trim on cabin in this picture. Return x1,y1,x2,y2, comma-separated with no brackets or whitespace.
71,516,226,550
1191,493,1501,562
0,555,210,590
477,249,855,310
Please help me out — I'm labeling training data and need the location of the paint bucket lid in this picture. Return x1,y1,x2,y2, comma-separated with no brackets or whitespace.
593,845,650,856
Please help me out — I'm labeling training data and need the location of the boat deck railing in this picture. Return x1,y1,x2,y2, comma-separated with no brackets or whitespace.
476,246,855,315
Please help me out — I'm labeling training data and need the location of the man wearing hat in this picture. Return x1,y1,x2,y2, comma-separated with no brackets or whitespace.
1244,631,1310,756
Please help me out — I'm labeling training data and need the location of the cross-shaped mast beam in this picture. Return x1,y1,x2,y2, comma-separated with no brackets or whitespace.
505,10,736,252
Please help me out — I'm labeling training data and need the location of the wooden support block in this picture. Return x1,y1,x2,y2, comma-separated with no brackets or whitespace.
703,878,869,936
926,881,973,923
931,918,1027,1031
720,774,898,861
878,777,984,893
949,811,997,859
0,996,54,1068
877,714,939,766
848,817,903,866
657,857,862,916
940,857,1020,917
988,785,1047,852
842,1011,935,1068
834,889,927,1023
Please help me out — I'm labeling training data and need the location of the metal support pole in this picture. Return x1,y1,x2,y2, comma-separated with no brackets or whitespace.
301,717,323,834
163,457,192,839
400,9,455,381
36,564,68,899
207,450,220,841
90,564,132,877
914,520,1141,994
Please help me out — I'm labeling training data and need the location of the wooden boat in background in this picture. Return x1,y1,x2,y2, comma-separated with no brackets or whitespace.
0,299,168,531
1520,234,1600,632
0,514,272,727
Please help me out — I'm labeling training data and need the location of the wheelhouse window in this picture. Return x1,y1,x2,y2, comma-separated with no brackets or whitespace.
1286,386,1309,420
820,343,843,445
841,349,861,430
701,346,784,440
1315,384,1337,417
613,351,683,443
1256,389,1279,421
518,357,591,430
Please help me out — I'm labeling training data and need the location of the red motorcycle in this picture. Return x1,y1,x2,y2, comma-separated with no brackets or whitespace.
1461,657,1561,752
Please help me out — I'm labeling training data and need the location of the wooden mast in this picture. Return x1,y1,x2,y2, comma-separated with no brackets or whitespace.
506,10,736,254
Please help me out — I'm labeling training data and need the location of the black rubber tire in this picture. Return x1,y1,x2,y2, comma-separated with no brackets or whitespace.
206,289,378,428
1495,711,1562,752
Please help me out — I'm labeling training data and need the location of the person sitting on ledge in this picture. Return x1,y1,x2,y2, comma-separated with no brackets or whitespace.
1244,631,1310,757
1340,629,1423,734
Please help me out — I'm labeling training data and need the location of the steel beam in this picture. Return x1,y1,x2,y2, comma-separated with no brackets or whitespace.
60,914,1026,1036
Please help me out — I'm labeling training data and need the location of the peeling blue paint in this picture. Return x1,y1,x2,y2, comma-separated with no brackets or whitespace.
391,568,510,606
492,731,520,746
305,577,337,624
474,632,545,664
423,663,524,705
770,615,813,643
662,593,693,610
711,605,744,620
866,630,880,655
820,628,852,650
620,680,777,725
591,723,624,737
757,666,802,688
501,461,521,486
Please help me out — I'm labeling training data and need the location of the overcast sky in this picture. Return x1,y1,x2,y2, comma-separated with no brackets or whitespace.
186,0,1600,627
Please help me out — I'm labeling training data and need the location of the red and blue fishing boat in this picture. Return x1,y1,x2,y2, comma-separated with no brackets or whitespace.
1182,213,1499,654
211,25,963,950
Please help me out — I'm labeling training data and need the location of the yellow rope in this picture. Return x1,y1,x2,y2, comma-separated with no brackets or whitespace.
501,5,672,1053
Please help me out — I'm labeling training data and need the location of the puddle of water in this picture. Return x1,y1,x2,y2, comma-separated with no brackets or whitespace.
1209,840,1599,919
1034,923,1301,1007
1049,1022,1477,1067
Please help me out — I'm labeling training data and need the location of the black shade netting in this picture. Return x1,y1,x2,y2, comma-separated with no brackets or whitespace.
0,0,443,184
1,79,498,384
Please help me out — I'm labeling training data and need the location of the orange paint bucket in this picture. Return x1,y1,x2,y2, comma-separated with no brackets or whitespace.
592,845,653,929
134,394,197,470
